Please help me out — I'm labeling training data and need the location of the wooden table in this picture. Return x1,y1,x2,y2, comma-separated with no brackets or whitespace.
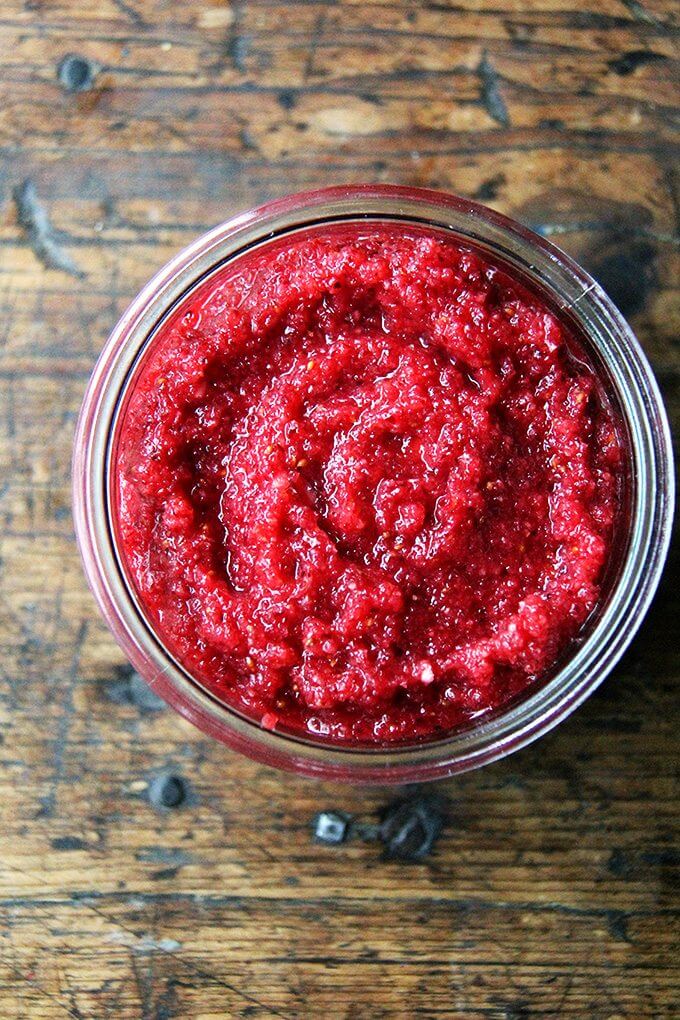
1,1,678,1016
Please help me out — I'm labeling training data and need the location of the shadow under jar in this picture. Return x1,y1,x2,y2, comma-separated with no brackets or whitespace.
73,185,674,783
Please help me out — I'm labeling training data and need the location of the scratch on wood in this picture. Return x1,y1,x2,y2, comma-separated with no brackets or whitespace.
13,180,85,279
111,0,146,27
79,895,295,1019
8,860,297,1020
477,51,510,128
0,959,83,1019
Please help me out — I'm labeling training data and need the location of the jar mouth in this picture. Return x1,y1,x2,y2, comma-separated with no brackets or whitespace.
73,185,674,782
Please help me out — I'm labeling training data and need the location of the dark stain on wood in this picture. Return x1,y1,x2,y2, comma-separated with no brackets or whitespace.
607,911,632,943
513,190,663,316
135,849,193,866
277,89,297,111
106,666,167,712
477,51,511,128
504,21,536,46
474,174,507,200
13,179,86,279
50,836,88,851
587,238,658,318
608,50,667,75
229,35,251,74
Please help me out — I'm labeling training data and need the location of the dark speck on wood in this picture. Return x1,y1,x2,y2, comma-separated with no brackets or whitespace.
229,35,251,72
136,847,193,866
608,848,633,877
149,773,187,810
278,90,297,110
474,174,507,201
502,1000,531,1020
57,54,97,93
13,179,85,279
239,127,259,152
50,836,87,851
150,867,180,880
477,52,511,128
504,20,535,45
607,912,632,943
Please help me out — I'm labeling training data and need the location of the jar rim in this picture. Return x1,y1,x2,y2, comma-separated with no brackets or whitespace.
72,184,674,782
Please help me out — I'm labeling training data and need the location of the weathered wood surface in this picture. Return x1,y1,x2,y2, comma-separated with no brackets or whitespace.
0,0,678,1016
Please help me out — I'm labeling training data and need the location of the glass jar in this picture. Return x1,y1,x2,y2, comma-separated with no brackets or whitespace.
72,185,674,782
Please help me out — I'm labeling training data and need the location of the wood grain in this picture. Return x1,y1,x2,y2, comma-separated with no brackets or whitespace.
0,0,678,1016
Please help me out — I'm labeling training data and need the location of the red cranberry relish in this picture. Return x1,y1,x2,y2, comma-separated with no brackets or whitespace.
115,226,623,745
